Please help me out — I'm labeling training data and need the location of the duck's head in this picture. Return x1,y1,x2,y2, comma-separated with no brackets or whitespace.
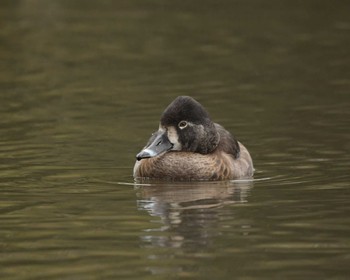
136,96,220,161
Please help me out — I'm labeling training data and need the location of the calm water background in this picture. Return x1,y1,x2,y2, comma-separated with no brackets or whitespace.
1,0,350,279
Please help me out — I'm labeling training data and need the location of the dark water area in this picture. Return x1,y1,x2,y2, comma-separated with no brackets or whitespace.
0,0,349,279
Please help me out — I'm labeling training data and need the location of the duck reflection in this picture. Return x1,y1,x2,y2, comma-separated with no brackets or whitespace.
136,180,253,249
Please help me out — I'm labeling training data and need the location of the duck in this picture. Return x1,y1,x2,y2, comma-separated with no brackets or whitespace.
133,96,254,181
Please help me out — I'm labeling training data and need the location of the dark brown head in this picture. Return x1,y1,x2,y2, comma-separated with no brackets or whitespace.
136,96,221,160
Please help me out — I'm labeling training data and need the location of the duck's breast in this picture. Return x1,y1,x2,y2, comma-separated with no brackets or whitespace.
133,142,253,180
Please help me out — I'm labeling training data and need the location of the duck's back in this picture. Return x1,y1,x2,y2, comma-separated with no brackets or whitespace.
214,123,241,159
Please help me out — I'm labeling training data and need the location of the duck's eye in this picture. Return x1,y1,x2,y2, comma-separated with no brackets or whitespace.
178,121,188,129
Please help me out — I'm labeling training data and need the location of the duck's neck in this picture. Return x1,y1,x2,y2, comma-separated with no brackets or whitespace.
194,123,220,154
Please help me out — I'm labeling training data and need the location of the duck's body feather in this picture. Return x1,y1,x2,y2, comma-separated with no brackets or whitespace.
133,142,253,180
133,96,254,181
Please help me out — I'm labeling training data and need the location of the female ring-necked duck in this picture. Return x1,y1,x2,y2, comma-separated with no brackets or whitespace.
133,96,254,180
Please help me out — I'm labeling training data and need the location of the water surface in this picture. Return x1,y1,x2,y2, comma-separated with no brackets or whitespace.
0,0,350,279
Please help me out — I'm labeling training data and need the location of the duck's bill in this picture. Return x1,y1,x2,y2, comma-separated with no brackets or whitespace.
136,130,173,161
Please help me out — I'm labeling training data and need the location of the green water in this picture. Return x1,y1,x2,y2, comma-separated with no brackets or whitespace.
1,0,349,279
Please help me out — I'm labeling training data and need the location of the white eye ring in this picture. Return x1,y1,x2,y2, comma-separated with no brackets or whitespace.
178,120,188,129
